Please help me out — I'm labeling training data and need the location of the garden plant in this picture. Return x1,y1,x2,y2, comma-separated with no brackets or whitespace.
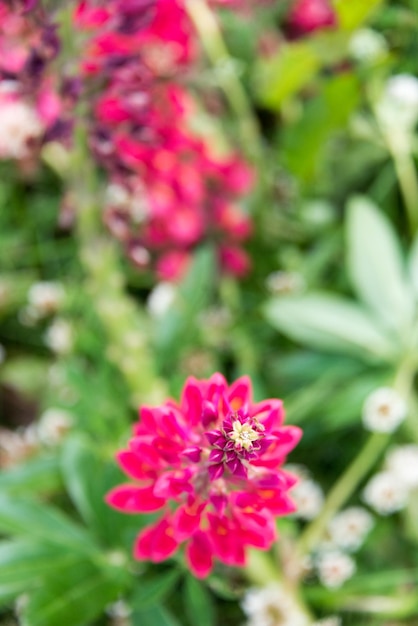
1,0,418,625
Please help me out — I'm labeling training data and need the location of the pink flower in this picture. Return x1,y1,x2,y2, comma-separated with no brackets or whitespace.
106,373,301,577
285,0,337,39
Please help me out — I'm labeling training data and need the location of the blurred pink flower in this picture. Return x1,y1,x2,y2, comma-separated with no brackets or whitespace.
285,0,337,39
106,373,301,577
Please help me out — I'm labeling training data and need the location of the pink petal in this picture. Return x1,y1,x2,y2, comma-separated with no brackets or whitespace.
227,376,252,412
181,378,203,426
134,516,179,562
186,531,213,578
105,484,165,513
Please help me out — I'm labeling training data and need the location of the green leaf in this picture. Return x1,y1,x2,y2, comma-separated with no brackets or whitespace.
0,494,96,553
0,454,61,495
183,575,216,626
252,32,350,109
346,196,415,334
264,294,398,362
154,246,215,359
132,605,182,626
282,73,360,182
253,41,319,109
60,435,146,548
132,569,181,611
333,0,383,30
20,560,124,626
0,541,67,608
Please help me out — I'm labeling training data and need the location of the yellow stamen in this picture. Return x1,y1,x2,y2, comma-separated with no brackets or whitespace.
228,420,261,451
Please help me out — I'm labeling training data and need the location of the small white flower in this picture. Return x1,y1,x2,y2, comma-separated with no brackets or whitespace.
28,281,64,317
377,74,418,129
386,445,418,491
241,584,310,626
349,28,387,62
291,477,324,521
38,408,72,446
316,550,356,589
328,507,374,552
363,471,408,515
0,99,43,159
265,271,305,295
45,319,73,354
147,282,177,318
362,387,407,433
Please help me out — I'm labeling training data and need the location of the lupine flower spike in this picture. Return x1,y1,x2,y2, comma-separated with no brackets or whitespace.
106,373,302,577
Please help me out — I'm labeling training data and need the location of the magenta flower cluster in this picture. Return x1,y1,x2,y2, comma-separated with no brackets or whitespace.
106,373,301,577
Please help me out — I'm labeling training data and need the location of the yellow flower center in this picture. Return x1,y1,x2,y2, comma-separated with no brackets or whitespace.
228,420,261,451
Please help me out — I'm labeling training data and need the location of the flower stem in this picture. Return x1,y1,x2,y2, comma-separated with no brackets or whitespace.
296,431,389,557
296,353,418,557
184,0,262,162
390,149,418,236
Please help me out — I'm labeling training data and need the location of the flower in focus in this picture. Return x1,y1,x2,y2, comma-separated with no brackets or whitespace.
362,387,407,433
363,471,408,515
316,550,356,588
241,583,310,626
328,507,373,552
106,373,301,577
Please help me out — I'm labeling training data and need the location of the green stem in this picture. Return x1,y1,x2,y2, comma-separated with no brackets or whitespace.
296,353,418,557
296,432,389,556
184,0,262,162
391,150,418,236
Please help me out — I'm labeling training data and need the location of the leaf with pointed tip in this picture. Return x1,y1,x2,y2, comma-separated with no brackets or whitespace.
346,196,415,334
264,294,398,362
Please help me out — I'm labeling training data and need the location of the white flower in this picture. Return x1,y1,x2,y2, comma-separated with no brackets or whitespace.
38,408,72,446
28,282,64,317
386,445,418,491
0,98,43,159
316,550,356,589
377,74,418,129
328,507,374,552
291,477,324,521
45,319,73,354
363,471,408,515
349,28,387,62
362,387,407,433
241,584,310,626
265,271,305,295
147,282,177,318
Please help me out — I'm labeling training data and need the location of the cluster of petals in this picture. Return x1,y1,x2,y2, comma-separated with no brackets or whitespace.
0,1,76,163
106,373,302,577
75,0,254,281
